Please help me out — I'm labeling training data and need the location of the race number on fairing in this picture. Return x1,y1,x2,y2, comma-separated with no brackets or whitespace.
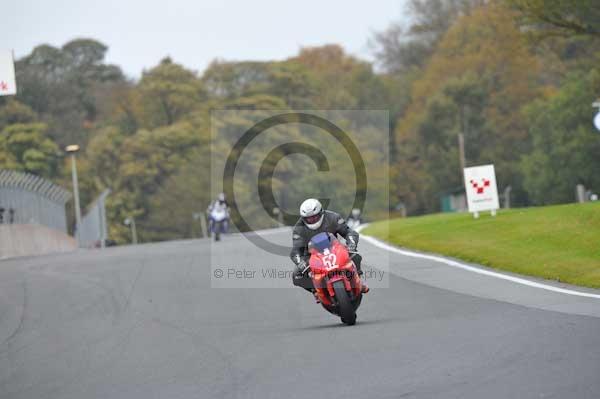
323,253,338,270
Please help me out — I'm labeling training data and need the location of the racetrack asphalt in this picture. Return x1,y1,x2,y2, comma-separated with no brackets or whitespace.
1,229,599,399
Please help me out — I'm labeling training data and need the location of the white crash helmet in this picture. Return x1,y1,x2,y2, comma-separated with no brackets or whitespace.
300,198,324,230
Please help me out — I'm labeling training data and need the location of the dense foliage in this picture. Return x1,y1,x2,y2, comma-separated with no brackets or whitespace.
0,0,598,243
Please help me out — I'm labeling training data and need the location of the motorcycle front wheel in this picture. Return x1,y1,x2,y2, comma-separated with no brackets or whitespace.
213,221,222,241
332,280,356,325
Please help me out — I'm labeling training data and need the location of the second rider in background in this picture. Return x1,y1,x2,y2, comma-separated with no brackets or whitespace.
207,193,230,239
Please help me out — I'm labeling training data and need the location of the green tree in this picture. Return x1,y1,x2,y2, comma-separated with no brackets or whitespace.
89,119,206,242
15,39,126,146
146,152,212,240
0,99,37,131
0,123,59,177
521,68,600,204
137,58,204,128
202,61,271,99
506,0,600,39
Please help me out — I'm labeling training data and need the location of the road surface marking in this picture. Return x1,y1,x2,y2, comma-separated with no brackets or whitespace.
360,232,600,299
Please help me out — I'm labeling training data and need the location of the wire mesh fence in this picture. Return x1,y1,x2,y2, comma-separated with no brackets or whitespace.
77,189,110,248
0,170,71,233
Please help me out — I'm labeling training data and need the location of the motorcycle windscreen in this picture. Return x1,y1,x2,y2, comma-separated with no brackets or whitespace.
310,232,332,253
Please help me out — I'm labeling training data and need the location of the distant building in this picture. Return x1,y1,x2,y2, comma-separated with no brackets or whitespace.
440,187,467,213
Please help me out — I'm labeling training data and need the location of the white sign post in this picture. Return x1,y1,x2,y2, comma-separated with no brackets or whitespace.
0,50,17,96
463,164,500,219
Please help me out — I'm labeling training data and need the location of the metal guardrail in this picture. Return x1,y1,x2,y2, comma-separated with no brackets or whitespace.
0,170,71,233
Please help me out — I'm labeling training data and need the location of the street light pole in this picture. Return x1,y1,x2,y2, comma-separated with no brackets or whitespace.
458,132,466,176
65,145,82,246
458,105,467,184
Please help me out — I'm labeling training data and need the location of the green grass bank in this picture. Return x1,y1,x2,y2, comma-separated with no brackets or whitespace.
363,202,600,289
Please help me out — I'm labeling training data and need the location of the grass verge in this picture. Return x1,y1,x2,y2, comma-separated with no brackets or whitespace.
362,202,600,289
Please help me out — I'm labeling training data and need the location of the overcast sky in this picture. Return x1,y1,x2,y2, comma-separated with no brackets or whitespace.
2,0,407,78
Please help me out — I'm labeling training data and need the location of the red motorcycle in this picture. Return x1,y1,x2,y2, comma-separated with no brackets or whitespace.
308,232,364,325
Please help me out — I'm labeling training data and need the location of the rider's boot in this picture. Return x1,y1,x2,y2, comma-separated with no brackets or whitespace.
357,269,369,293
353,255,369,293
312,290,321,304
361,281,370,294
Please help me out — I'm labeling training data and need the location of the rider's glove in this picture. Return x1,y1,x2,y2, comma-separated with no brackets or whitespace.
346,236,358,253
294,260,310,277
300,260,310,275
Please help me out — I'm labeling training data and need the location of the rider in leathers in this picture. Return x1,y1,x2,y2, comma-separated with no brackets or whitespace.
207,193,230,234
290,198,368,294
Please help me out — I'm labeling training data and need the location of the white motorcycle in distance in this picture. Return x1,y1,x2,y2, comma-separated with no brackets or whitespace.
210,207,229,241
347,208,362,230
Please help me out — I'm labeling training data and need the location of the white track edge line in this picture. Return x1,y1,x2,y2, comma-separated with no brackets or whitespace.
358,229,600,300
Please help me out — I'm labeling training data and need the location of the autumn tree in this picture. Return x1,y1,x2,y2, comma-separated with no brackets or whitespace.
394,2,541,212
292,45,370,108
371,0,486,74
